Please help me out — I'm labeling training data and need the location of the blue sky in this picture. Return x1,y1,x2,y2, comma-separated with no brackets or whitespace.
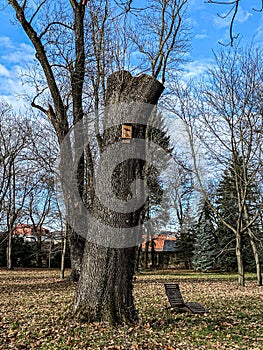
0,1,262,110
187,0,263,77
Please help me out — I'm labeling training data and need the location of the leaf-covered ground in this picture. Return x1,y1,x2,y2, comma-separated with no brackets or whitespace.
0,268,262,349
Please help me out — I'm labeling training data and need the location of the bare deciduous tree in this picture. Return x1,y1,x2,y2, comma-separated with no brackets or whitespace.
173,46,263,286
0,103,35,269
130,0,190,83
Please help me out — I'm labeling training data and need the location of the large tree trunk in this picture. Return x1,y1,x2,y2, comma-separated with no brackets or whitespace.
73,70,164,323
74,244,138,323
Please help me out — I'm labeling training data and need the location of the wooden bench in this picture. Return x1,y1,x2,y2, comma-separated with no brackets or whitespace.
164,283,208,314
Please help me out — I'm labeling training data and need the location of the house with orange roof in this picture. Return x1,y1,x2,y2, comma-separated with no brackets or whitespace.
14,223,51,242
140,231,178,269
141,232,177,252
13,223,64,268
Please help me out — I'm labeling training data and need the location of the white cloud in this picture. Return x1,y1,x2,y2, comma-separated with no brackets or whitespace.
213,14,231,29
236,7,253,24
0,36,35,111
194,33,208,40
0,36,13,49
213,6,252,29
181,59,213,81
0,94,28,111
0,68,34,111
0,63,10,77
254,24,263,41
1,41,34,65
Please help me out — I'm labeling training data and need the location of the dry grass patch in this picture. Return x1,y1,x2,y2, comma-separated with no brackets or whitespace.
0,268,262,349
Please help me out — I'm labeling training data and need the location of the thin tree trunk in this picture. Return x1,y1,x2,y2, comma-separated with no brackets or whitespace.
48,240,52,268
236,232,244,286
73,70,164,324
249,233,262,286
60,226,67,279
151,238,155,269
36,237,42,268
243,205,262,286
136,244,142,271
144,240,149,269
7,230,13,270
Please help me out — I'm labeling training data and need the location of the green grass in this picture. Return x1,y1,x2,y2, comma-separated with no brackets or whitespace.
0,268,262,349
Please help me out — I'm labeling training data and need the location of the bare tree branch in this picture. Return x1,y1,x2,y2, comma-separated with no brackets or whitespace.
39,21,74,40
29,0,48,25
206,0,263,46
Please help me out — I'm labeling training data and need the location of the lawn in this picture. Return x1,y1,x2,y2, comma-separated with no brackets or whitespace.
0,268,262,349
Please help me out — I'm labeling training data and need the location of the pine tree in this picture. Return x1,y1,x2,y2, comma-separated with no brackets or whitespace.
215,163,261,272
192,201,217,272
145,111,172,221
143,111,172,269
174,207,195,269
215,169,237,271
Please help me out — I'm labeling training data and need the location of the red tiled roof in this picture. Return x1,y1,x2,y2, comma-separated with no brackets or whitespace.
14,223,50,237
141,234,176,252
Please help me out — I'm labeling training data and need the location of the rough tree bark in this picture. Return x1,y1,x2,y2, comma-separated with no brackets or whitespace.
73,70,164,324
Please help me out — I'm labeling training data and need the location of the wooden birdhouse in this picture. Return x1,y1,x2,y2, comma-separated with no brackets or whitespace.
122,124,132,143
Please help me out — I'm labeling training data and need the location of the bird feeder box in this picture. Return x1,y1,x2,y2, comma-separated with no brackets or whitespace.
122,124,132,143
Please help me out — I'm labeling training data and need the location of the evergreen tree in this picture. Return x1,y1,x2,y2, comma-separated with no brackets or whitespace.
215,169,237,271
215,163,261,272
193,201,217,272
145,111,172,222
0,234,34,268
143,111,172,269
174,207,195,269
